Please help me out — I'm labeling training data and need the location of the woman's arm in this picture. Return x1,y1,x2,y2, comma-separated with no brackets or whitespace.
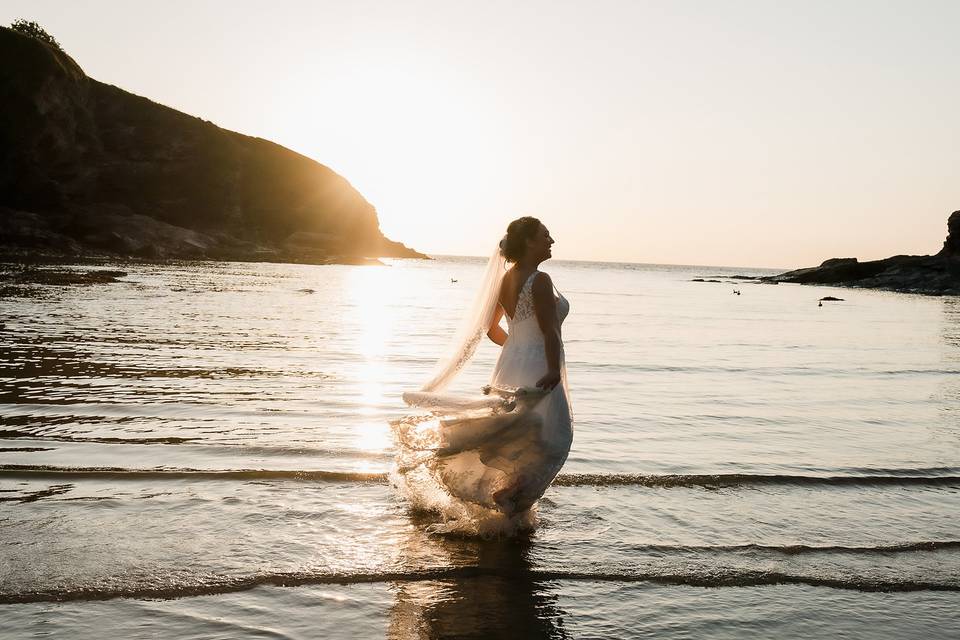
532,272,562,390
487,304,508,346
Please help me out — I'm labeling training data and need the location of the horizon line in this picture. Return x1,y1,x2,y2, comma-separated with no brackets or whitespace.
420,254,789,273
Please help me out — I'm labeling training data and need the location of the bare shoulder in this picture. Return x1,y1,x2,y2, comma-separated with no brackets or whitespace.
531,271,554,295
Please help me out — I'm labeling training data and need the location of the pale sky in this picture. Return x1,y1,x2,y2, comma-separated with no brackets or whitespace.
5,1,958,267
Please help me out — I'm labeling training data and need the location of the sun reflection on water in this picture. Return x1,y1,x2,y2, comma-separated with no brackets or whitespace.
344,265,413,457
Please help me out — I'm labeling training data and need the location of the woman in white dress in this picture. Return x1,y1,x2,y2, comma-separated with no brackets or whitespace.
393,217,573,535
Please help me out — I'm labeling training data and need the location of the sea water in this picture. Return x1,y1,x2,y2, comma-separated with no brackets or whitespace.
1,257,959,638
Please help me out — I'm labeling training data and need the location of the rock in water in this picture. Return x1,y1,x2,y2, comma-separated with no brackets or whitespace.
764,211,960,296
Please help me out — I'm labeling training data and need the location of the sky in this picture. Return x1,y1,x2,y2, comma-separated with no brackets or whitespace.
4,0,958,268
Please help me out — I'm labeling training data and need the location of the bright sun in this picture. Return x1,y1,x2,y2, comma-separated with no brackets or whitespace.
297,51,514,254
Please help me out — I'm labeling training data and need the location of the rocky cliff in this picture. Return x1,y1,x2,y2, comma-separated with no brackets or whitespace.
765,211,960,295
0,26,425,263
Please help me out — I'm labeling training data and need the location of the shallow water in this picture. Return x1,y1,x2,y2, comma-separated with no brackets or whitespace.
2,257,959,638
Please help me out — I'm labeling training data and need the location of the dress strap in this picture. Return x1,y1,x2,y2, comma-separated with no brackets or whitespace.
511,271,540,321
522,270,539,292
524,270,560,297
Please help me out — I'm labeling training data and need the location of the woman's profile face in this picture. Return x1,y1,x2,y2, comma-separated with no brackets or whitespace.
526,224,555,261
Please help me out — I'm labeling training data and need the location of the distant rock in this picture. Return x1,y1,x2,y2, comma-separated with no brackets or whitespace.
942,210,960,256
0,26,427,264
764,211,960,295
0,264,127,297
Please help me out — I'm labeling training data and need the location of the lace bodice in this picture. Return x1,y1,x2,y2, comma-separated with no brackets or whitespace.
506,271,570,328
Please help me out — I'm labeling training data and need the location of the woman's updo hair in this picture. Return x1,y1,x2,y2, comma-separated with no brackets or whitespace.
499,216,542,263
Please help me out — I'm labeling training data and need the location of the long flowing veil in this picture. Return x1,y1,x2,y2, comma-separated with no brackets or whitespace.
403,246,506,405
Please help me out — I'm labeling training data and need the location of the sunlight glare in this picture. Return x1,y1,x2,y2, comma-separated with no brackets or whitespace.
303,51,513,252
345,265,413,455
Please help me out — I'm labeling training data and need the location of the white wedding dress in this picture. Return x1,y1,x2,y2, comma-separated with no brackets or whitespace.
392,270,573,535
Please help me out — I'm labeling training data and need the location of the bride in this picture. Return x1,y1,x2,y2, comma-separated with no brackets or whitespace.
392,217,573,535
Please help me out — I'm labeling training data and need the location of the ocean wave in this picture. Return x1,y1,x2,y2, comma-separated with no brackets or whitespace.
629,541,960,554
3,465,960,488
2,566,957,604
554,362,960,376
552,472,960,488
0,430,201,445
0,433,393,459
0,465,387,483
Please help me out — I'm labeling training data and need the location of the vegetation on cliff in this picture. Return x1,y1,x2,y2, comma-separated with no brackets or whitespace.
9,19,61,50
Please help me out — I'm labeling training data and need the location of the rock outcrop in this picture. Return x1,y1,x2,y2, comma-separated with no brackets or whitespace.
765,211,960,295
941,210,960,256
0,26,426,263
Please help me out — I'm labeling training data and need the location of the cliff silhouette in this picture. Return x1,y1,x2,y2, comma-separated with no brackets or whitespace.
0,26,426,263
